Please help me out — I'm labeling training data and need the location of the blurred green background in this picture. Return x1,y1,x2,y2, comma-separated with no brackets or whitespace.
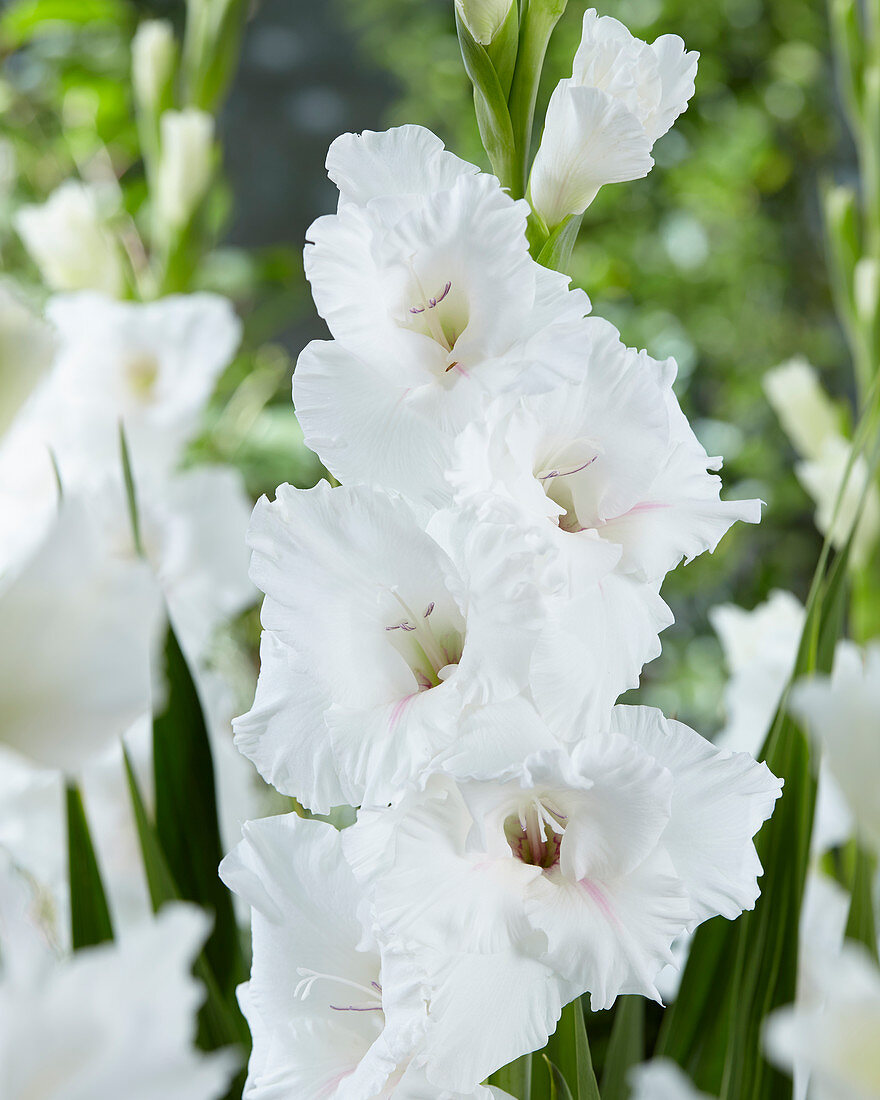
0,0,852,734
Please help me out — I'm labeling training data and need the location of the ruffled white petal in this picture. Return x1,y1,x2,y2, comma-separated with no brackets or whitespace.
326,125,478,209
611,705,782,925
530,82,654,227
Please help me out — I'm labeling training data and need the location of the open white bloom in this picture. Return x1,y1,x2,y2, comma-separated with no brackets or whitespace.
345,706,780,1086
448,319,757,731
235,481,560,811
0,861,235,1100
529,10,698,227
765,943,880,1100
14,181,125,296
451,318,759,588
455,0,514,44
0,497,161,774
629,1060,714,1100
791,641,880,853
24,291,240,489
220,812,507,1100
155,109,215,234
0,286,55,438
294,125,590,503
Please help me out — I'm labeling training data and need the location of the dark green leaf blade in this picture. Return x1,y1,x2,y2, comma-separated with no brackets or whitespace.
66,781,114,950
152,620,243,999
600,996,644,1100
546,998,601,1100
489,1053,533,1099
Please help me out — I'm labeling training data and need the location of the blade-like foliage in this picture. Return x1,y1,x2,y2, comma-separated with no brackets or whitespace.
66,781,114,950
152,621,244,1000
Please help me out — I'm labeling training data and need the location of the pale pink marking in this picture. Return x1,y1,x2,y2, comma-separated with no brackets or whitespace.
580,879,621,928
618,500,669,517
389,692,418,733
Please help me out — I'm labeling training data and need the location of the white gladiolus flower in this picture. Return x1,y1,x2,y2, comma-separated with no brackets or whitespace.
455,0,514,44
629,1060,715,1100
294,126,591,502
0,497,161,774
155,109,215,233
763,358,842,463
765,943,880,1100
27,292,240,489
14,181,125,296
0,862,235,1100
235,481,564,811
0,287,55,438
132,20,175,115
791,641,880,854
220,812,509,1100
345,707,780,1087
529,10,698,227
451,317,759,587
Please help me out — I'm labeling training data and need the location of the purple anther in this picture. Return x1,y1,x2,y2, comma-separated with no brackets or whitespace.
330,1004,383,1012
538,455,597,481
371,982,382,993
400,622,416,632
424,602,435,617
409,305,425,314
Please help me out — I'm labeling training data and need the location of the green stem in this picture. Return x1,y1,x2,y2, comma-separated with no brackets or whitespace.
508,0,569,198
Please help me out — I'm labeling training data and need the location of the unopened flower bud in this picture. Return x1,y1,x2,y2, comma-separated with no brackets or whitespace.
763,357,841,463
155,108,215,234
132,20,176,117
455,0,515,45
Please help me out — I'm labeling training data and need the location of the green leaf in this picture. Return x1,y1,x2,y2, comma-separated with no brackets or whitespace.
546,999,601,1100
455,7,517,189
507,0,569,196
152,621,244,1000
536,214,583,272
599,997,643,1100
66,781,113,950
845,842,879,960
489,1052,533,1099
544,1055,575,1100
124,747,250,1062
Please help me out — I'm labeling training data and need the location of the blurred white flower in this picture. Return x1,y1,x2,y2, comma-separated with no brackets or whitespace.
455,0,514,44
763,358,842,463
27,291,240,489
132,20,176,117
710,589,805,755
0,286,56,439
14,181,125,297
765,942,880,1100
0,497,161,774
629,1059,714,1100
345,706,779,1089
796,434,880,568
764,357,879,566
235,481,561,812
155,109,215,234
529,9,698,227
791,641,880,854
220,812,507,1100
295,125,590,503
0,862,235,1100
